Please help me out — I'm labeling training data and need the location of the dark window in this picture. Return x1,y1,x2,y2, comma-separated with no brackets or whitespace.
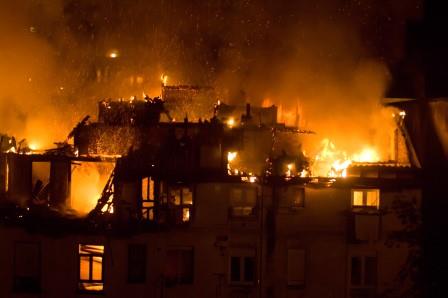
349,255,377,298
78,244,104,292
350,257,362,286
230,257,241,282
364,257,377,286
14,242,40,292
243,257,255,282
164,248,194,287
128,244,146,283
229,255,256,284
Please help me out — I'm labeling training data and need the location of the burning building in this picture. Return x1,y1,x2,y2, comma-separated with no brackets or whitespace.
0,84,423,298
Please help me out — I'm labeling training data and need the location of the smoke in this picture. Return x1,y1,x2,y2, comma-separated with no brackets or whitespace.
0,0,420,155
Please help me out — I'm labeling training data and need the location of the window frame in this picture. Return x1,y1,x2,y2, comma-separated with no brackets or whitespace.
164,247,194,287
143,180,194,224
141,177,156,221
351,189,380,210
229,185,258,218
348,253,378,296
78,244,105,293
228,251,256,286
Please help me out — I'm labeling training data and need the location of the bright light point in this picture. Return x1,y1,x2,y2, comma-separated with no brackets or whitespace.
28,143,38,151
161,74,168,86
227,117,235,128
107,49,119,58
352,148,380,163
227,151,237,162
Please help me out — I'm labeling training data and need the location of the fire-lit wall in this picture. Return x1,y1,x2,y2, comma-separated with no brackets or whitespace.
0,176,419,298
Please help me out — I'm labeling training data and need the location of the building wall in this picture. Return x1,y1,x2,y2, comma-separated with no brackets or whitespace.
0,181,420,298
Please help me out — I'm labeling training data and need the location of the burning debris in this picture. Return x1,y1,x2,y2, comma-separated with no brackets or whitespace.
0,83,414,220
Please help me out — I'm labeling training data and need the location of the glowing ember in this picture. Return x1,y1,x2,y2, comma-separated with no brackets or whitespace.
227,151,238,175
107,49,119,58
286,163,294,177
227,151,237,162
226,117,235,128
161,74,168,86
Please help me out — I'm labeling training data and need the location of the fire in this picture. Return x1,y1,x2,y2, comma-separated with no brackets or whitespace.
227,151,237,162
286,163,294,177
227,151,238,175
28,142,38,151
311,138,381,178
352,147,380,163
226,117,235,128
107,49,119,58
71,162,115,215
161,74,168,86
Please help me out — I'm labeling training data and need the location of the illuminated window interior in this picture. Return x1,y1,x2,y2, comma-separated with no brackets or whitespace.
229,186,257,216
159,182,193,223
78,244,104,292
351,189,380,209
141,177,155,220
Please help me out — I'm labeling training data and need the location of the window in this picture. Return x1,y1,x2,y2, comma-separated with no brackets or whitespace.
280,187,305,210
229,186,257,217
141,177,155,220
287,249,305,286
78,244,104,292
229,251,256,285
164,247,194,286
349,254,377,298
14,242,40,292
128,244,146,283
157,182,193,223
352,189,380,209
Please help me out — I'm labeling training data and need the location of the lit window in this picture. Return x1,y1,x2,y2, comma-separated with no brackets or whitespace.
229,186,257,217
78,244,104,292
142,177,155,220
157,182,193,224
351,189,380,209
164,247,194,287
349,254,377,297
229,253,256,284
128,244,146,283
14,242,40,292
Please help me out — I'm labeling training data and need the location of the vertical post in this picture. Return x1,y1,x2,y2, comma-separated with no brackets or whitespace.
49,159,71,210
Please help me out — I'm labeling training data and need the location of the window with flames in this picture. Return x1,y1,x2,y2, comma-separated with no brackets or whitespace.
141,178,193,224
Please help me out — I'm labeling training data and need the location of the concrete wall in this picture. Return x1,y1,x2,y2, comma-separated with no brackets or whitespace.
0,181,420,298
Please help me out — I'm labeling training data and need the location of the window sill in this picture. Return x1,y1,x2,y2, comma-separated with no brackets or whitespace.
77,289,105,295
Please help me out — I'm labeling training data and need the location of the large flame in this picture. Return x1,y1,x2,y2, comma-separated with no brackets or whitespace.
312,138,381,177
